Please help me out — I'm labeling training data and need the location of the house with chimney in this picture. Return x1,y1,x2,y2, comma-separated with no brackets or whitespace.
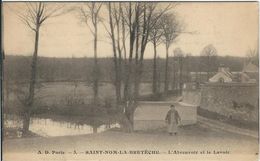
209,62,258,83
209,64,233,83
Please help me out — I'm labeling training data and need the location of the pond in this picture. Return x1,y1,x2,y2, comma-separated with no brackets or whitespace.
4,115,120,138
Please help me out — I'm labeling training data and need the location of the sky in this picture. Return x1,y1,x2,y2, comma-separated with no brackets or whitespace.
3,2,259,58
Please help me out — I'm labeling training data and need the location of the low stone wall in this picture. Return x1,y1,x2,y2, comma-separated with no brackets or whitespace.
200,83,258,122
133,101,197,131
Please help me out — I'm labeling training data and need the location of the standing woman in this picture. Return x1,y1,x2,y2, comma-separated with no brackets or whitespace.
165,105,181,135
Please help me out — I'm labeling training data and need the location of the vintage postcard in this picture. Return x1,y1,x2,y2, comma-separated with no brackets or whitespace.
1,1,259,161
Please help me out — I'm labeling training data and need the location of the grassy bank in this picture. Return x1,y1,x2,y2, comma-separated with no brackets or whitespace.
198,107,258,131
3,127,40,139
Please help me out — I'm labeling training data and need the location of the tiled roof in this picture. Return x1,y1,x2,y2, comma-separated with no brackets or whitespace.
243,62,259,73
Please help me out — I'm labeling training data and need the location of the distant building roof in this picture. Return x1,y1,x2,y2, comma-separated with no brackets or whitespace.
209,66,233,83
209,72,233,83
240,72,251,81
243,62,259,73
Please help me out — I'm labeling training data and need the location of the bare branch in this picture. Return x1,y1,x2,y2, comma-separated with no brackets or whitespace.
101,21,112,38
39,3,66,24
22,18,37,32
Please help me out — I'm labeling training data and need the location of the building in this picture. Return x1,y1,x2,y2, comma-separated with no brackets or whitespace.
209,65,233,83
241,62,258,83
200,62,259,123
209,62,258,83
243,62,259,73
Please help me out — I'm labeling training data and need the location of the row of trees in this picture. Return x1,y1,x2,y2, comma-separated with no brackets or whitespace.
4,55,249,83
9,2,183,134
77,2,186,131
10,2,254,134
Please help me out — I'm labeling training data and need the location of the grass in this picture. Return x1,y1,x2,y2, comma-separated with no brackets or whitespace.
6,82,154,106
5,82,172,117
37,82,155,104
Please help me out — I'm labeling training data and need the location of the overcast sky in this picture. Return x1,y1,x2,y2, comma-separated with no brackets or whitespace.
3,2,259,58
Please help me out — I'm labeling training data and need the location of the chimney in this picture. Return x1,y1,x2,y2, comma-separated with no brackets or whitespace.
218,64,225,72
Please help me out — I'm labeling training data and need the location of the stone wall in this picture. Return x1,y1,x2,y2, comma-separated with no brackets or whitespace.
200,83,258,122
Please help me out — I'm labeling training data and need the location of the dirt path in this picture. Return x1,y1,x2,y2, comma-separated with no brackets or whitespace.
4,124,257,152
3,124,258,161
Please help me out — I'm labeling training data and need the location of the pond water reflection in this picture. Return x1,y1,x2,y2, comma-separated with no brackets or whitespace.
4,115,120,138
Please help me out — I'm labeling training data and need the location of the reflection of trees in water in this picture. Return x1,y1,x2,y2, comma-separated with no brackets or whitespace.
4,114,118,138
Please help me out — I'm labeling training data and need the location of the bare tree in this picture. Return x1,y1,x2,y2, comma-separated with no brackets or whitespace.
79,2,102,105
115,2,173,131
134,3,174,128
121,2,141,131
105,2,124,104
174,48,184,94
148,14,164,94
161,13,182,94
246,47,259,66
122,2,143,105
200,44,218,81
95,2,141,132
14,2,65,136
185,53,192,82
172,53,177,91
157,56,163,92
91,2,175,131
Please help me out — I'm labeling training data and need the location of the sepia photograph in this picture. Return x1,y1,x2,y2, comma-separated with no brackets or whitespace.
1,1,259,161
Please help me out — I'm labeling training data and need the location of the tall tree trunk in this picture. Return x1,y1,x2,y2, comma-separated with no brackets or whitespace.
134,21,140,101
207,56,210,81
24,25,40,136
179,57,183,95
124,2,135,131
172,58,176,91
93,125,98,133
22,112,30,137
199,57,202,83
123,4,135,103
195,70,198,82
108,3,121,104
121,4,128,103
4,78,10,107
93,22,98,104
134,64,141,101
164,44,169,94
116,4,122,103
152,41,157,94
117,49,122,104
186,56,190,82
123,67,129,102
28,27,39,106
157,64,161,93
